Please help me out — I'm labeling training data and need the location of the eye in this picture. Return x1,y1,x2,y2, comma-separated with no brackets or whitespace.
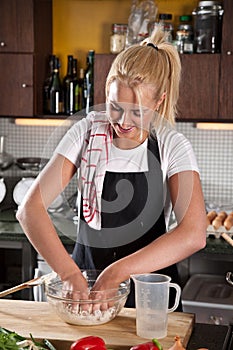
110,103,122,112
132,109,141,117
132,108,149,118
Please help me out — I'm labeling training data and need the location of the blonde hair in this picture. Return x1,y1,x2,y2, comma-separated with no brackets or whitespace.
105,26,181,127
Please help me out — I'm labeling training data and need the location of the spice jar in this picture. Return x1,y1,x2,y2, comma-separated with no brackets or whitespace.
158,13,174,43
110,24,127,54
176,15,194,54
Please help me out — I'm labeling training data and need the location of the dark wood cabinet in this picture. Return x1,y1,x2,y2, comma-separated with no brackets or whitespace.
0,54,33,116
94,54,116,108
0,0,52,117
94,0,232,122
93,53,222,121
177,54,220,121
178,0,233,121
219,0,233,120
0,0,34,53
0,0,231,120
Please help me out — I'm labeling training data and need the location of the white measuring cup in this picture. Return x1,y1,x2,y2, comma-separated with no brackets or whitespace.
131,273,181,339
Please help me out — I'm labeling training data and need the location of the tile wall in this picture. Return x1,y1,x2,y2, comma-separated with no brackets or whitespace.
176,123,233,207
0,117,233,207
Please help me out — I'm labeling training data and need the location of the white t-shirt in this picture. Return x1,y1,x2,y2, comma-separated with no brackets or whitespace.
55,112,199,227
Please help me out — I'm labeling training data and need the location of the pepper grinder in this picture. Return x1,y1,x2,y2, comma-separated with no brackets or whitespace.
0,135,14,170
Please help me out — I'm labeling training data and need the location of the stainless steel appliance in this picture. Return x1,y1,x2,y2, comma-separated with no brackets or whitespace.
182,274,233,325
192,0,224,53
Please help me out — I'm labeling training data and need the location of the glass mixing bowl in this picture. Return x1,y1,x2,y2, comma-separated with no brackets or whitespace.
45,270,130,326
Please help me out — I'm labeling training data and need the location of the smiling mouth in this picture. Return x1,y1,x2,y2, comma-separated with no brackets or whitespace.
117,124,134,133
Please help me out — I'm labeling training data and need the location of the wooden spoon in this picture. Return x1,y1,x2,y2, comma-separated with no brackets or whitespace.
0,272,55,298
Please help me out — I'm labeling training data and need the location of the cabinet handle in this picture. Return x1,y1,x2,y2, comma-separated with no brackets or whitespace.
21,83,33,88
226,51,232,55
0,41,6,47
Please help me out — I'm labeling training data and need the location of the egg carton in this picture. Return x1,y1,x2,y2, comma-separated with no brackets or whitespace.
207,225,233,239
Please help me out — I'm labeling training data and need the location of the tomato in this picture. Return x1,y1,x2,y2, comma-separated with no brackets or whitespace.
70,336,107,350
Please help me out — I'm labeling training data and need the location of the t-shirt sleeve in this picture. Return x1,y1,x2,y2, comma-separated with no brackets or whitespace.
54,116,90,168
159,128,200,179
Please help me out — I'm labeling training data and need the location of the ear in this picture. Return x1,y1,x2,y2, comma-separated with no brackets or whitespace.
155,92,166,110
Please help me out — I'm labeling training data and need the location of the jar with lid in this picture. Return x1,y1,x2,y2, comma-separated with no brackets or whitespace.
192,1,224,53
176,15,194,54
158,13,174,43
110,24,127,54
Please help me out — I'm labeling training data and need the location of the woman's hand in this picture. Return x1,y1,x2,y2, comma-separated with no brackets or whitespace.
90,266,127,311
91,263,126,292
61,270,89,294
61,270,90,313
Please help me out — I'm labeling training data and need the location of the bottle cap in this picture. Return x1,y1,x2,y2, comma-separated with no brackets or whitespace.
199,1,218,6
179,15,192,22
159,13,172,20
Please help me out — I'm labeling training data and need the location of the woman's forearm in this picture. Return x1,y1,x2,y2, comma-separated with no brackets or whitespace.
17,202,80,280
17,154,80,280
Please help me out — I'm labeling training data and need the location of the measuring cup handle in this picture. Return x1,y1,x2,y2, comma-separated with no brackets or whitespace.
168,282,181,313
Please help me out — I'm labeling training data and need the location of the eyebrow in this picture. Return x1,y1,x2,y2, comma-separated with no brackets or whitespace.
109,101,148,111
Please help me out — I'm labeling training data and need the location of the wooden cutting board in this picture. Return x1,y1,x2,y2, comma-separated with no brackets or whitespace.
0,300,194,349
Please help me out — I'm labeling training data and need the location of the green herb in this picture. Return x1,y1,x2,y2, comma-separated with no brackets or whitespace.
0,327,24,350
0,328,57,350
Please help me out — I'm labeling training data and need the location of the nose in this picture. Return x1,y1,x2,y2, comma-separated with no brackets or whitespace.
118,110,131,126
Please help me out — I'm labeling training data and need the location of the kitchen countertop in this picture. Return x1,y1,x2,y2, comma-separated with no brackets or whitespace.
0,300,232,350
0,207,77,246
0,208,232,255
0,301,194,349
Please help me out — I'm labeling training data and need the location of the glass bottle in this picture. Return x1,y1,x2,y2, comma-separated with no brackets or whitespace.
84,50,95,114
49,57,63,115
63,55,75,115
72,58,78,85
75,68,85,112
72,58,79,113
43,54,56,114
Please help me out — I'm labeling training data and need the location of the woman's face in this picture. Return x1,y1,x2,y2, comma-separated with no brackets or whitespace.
107,80,158,148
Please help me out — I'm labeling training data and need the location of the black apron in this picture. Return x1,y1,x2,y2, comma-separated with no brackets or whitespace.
72,136,182,310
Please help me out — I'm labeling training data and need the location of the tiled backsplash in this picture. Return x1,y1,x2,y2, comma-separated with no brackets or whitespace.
176,123,233,206
1,118,233,206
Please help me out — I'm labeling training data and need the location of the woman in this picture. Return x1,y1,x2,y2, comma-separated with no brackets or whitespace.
16,28,206,308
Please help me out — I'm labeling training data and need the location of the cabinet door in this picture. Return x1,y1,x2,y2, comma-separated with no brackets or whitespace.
177,54,220,121
94,53,220,121
219,0,233,120
0,54,33,116
0,0,34,53
94,54,116,106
